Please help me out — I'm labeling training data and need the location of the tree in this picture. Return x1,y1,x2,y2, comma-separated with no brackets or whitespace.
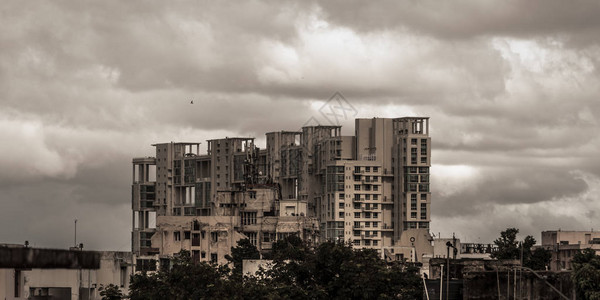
572,248,600,300
128,239,423,299
225,238,260,276
492,227,520,260
270,234,311,262
263,240,423,299
98,284,124,300
491,228,551,270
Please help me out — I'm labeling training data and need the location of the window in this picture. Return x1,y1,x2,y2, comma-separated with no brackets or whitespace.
419,167,429,173
373,185,378,191
246,232,257,246
174,231,181,241
421,194,427,200
339,193,345,199
365,222,371,227
373,222,378,228
242,212,257,225
365,166,371,172
365,194,371,200
421,157,427,163
339,212,345,218
354,166,361,173
211,253,218,263
353,240,361,245
373,167,378,172
411,212,417,218
411,139,417,145
120,266,128,287
373,194,378,200
354,185,361,191
184,231,191,239
354,212,361,218
365,212,371,219
364,240,371,246
373,212,378,218
136,259,157,272
211,232,218,243
373,240,378,246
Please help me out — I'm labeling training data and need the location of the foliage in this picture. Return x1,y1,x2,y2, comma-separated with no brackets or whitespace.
261,238,423,299
572,248,600,300
128,238,423,299
98,284,124,300
492,227,520,260
491,227,551,270
225,238,260,276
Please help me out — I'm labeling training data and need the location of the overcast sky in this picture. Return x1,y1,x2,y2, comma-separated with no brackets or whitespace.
2,0,600,250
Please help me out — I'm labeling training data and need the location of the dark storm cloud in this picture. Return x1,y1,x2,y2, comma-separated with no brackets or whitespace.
317,0,600,41
433,167,588,217
1,0,599,249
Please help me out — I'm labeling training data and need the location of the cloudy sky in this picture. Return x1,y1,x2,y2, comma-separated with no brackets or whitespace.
2,0,600,250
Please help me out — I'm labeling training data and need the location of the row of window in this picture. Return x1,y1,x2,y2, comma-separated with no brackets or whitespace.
354,184,380,191
354,193,380,201
407,138,428,146
353,221,379,228
173,230,220,243
354,166,379,173
353,240,379,246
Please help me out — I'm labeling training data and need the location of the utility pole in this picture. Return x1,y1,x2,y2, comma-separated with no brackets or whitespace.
74,219,77,247
446,246,450,300
439,264,444,300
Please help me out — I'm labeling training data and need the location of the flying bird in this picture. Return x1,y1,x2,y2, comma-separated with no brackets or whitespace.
190,100,194,104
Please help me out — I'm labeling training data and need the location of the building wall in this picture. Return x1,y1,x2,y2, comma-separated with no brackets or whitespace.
132,116,433,265
540,230,600,271
0,251,132,300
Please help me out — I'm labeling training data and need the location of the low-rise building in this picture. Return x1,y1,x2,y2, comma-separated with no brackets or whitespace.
0,244,132,300
539,230,600,270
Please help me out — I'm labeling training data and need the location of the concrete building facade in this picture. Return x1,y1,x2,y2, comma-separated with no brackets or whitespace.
0,245,132,300
540,230,600,271
132,117,434,266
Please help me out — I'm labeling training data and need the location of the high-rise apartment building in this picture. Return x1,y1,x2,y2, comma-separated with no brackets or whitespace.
131,117,433,269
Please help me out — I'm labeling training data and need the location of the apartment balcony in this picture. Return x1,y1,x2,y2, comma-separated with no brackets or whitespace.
261,242,273,250
381,224,394,231
382,169,394,177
